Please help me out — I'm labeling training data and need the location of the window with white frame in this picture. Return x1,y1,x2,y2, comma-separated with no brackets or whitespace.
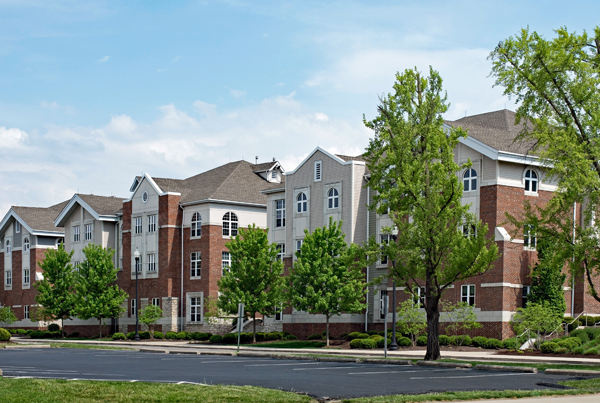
23,237,30,252
314,160,322,182
524,169,538,193
6,270,12,286
73,261,80,271
276,244,285,261
221,252,231,276
327,188,339,209
134,217,143,234
24,305,29,320
379,234,390,265
142,191,149,203
379,290,388,320
462,224,477,238
271,170,278,180
148,254,156,271
23,269,30,285
295,239,303,255
463,168,477,192
274,306,283,321
148,215,157,233
131,299,137,316
190,296,202,322
461,284,475,306
524,224,536,249
85,224,93,241
522,285,531,308
222,212,238,237
275,200,285,227
191,252,201,278
73,226,80,242
134,257,142,273
414,286,426,307
5,240,11,254
15,221,21,233
152,298,160,307
296,192,307,213
191,212,201,237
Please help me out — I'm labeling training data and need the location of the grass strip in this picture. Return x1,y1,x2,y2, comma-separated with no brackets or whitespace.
0,378,315,403
49,343,135,351
437,359,600,372
247,341,326,349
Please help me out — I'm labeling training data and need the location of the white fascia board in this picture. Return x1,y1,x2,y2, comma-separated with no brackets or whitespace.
129,177,141,192
0,209,34,236
459,135,545,167
180,199,266,208
124,173,182,202
261,188,285,195
30,230,65,237
286,146,364,175
55,194,100,227
97,215,120,222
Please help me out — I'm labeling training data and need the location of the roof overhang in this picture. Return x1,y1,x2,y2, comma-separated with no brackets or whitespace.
54,194,120,227
254,162,286,174
286,146,365,175
180,199,266,208
261,187,285,195
124,173,182,202
0,208,65,237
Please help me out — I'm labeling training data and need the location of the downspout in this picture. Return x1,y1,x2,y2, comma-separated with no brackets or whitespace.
180,204,184,332
350,162,355,244
365,185,370,332
571,201,576,317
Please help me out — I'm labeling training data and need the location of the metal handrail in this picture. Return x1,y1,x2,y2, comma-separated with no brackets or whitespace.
565,312,586,336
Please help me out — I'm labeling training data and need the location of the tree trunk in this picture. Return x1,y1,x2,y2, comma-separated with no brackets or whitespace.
252,312,256,343
99,319,102,338
424,298,441,360
326,315,330,347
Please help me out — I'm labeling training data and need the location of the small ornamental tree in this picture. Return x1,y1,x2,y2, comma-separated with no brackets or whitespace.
441,301,482,341
139,305,163,339
510,301,563,349
288,218,367,347
528,237,567,315
218,224,286,342
34,243,77,337
0,306,17,327
75,244,128,338
396,299,426,346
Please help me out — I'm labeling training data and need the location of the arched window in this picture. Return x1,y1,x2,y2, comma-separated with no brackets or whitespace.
296,192,307,213
524,169,538,193
23,237,30,252
5,240,11,254
463,169,477,192
191,212,201,237
327,188,339,209
222,212,238,237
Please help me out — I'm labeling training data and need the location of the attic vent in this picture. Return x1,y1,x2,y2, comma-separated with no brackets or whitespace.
142,191,149,203
314,161,322,182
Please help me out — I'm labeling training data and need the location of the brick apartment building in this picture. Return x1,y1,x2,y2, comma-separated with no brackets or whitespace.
265,109,600,340
0,201,67,328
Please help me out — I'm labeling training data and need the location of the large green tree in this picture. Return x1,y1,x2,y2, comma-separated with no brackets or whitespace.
34,243,77,337
288,218,367,347
75,244,128,338
489,26,600,304
364,67,499,360
528,237,567,315
218,224,286,342
0,306,17,327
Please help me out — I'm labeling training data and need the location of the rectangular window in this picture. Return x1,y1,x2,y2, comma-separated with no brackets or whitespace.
135,217,143,234
276,244,285,261
23,269,30,285
275,200,285,227
379,290,388,320
222,252,231,276
148,254,156,271
85,224,93,241
524,225,536,249
414,286,426,307
135,257,142,273
73,261,80,272
380,234,390,265
462,224,476,238
73,226,80,242
190,297,202,322
148,215,157,233
274,306,283,321
191,252,201,278
314,160,322,182
271,170,277,179
131,299,137,316
295,239,303,255
6,271,12,286
24,305,29,320
15,221,21,233
522,285,531,308
461,284,475,306
152,298,160,307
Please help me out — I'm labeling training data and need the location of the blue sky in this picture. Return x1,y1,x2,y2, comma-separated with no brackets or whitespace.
1,0,598,213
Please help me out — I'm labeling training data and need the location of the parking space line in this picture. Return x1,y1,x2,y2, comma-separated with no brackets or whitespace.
348,369,448,375
245,362,320,367
410,373,531,380
200,359,274,363
294,366,355,371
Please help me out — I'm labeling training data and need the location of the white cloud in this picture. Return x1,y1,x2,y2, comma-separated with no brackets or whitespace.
227,88,246,98
314,112,329,121
40,101,74,113
97,55,110,63
171,56,180,62
0,126,28,148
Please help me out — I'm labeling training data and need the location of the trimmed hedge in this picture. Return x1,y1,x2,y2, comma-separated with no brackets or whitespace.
112,332,126,340
48,324,60,332
454,335,472,346
376,337,391,348
416,335,427,346
361,339,377,349
0,328,11,341
397,336,412,347
501,338,517,349
154,331,164,339
177,331,190,340
349,339,363,349
222,333,238,344
209,334,223,343
165,331,178,340
285,335,298,340
366,330,379,336
541,341,559,353
471,336,488,348
439,335,451,346
307,334,322,340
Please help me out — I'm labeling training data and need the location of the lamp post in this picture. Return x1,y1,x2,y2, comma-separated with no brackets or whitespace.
134,248,141,342
389,227,399,351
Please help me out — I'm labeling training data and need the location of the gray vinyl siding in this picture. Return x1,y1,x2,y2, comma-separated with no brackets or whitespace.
482,156,496,183
37,236,58,246
13,225,22,248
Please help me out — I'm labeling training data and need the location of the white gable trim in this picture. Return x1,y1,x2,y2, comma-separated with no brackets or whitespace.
54,194,120,227
124,173,182,202
286,146,365,175
0,209,64,237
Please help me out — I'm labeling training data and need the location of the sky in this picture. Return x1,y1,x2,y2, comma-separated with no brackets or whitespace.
1,0,598,214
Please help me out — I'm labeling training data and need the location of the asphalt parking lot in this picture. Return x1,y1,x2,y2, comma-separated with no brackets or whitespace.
0,348,587,399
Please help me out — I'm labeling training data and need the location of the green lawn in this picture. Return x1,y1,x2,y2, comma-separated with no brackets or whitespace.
0,378,315,403
49,343,135,351
248,341,326,349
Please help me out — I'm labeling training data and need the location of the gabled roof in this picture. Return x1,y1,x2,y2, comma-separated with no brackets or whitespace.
0,200,68,236
445,109,539,164
286,146,365,175
54,194,126,227
252,161,285,173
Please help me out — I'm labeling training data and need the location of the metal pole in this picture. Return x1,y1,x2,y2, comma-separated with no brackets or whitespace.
389,279,398,350
237,303,244,353
134,256,140,341
384,295,389,358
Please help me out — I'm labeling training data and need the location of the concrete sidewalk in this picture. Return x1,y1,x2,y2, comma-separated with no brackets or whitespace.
11,337,600,366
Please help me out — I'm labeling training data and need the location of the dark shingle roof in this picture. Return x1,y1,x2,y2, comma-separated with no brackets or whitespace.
252,162,277,172
76,194,126,216
12,200,69,232
335,154,365,162
446,109,537,155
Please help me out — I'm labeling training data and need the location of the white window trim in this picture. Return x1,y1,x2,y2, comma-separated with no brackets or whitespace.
461,284,476,306
191,251,201,278
152,297,160,307
314,160,322,182
148,215,157,233
73,226,80,242
327,187,339,210
523,168,539,194
275,199,285,228
85,224,93,241
276,243,285,261
23,237,30,253
23,268,30,285
5,270,12,287
15,221,21,233
463,168,478,192
186,292,204,324
131,299,137,317
191,212,201,238
24,305,30,320
134,217,143,234
148,254,157,272
296,192,308,214
222,212,239,238
221,251,231,276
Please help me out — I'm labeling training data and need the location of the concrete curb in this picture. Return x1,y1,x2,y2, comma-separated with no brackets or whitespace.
417,361,472,368
169,350,199,355
475,364,537,373
545,369,600,376
4,344,51,349
139,349,167,353
198,351,236,356
363,359,412,365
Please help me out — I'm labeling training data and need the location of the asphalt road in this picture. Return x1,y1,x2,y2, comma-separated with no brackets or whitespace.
0,348,587,399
